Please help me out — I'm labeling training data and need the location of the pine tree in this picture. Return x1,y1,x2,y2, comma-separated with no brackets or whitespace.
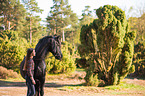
79,6,94,26
12,0,26,31
22,0,43,44
78,5,136,86
46,0,78,42
0,0,26,30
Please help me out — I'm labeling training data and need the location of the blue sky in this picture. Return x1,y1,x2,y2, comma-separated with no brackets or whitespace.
36,0,145,23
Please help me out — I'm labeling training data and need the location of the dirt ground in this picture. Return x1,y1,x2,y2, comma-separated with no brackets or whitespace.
0,71,145,96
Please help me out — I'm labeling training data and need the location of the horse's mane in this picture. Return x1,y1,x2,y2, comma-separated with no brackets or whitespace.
35,36,53,54
37,36,53,44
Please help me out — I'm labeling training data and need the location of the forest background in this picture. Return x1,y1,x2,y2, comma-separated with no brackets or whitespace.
0,0,145,83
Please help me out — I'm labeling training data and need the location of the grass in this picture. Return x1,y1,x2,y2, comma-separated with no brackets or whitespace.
76,68,85,72
105,81,145,91
0,75,25,82
59,82,145,91
56,80,145,95
58,86,99,92
46,68,85,81
103,81,145,95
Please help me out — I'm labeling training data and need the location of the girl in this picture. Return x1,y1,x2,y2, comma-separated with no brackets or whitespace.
23,48,36,96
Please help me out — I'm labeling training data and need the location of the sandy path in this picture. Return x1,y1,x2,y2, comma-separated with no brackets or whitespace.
0,71,145,96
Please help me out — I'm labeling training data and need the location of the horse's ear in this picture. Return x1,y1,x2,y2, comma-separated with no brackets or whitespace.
54,35,60,40
57,35,60,39
54,35,60,39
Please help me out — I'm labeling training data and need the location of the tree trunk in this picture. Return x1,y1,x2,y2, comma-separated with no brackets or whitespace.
8,21,10,30
30,16,32,45
62,29,65,41
54,28,56,35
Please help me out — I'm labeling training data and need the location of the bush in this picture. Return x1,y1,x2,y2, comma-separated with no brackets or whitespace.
78,5,136,86
0,66,19,79
133,42,145,77
0,30,28,72
46,41,76,74
85,68,99,86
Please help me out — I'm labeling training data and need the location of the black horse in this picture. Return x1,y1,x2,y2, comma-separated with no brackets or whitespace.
20,35,63,96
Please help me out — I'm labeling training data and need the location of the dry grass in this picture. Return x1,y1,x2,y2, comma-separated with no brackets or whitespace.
0,66,19,79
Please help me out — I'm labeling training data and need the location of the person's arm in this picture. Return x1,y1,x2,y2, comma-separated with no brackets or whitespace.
30,77,36,84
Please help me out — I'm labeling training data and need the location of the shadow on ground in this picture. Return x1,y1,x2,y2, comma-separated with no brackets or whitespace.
0,80,26,87
126,73,145,80
45,82,83,88
0,80,84,88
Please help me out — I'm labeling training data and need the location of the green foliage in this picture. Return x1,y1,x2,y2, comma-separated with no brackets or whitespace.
128,13,145,78
0,0,26,30
0,0,45,44
46,0,79,45
133,42,145,77
0,30,28,72
85,69,99,86
21,0,44,44
0,66,19,79
78,5,136,86
129,13,145,43
22,15,46,42
46,41,76,74
79,6,94,26
118,31,136,83
78,24,95,57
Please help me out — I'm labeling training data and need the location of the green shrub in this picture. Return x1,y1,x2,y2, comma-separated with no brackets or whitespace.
0,30,28,72
78,5,136,86
46,41,76,74
133,42,145,77
85,69,99,86
0,66,19,79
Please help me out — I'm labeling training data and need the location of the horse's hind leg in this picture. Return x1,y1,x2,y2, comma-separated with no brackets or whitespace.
40,86,44,96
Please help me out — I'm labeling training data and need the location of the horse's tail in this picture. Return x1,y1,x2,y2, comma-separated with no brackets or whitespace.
20,57,26,79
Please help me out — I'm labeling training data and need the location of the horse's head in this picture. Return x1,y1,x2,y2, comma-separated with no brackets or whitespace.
49,35,63,60
35,35,63,60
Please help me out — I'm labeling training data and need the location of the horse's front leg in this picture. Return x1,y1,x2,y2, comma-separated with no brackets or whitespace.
40,77,45,96
35,79,40,96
